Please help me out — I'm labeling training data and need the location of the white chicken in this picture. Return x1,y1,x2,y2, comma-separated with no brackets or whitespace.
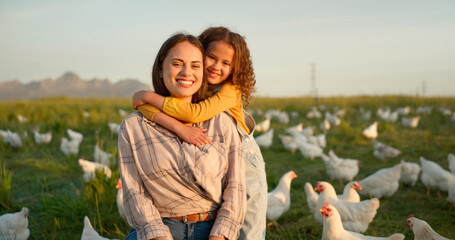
33,130,52,144
297,141,323,160
78,158,112,181
1,129,23,148
17,114,28,123
94,145,113,166
362,122,378,139
406,215,451,240
448,184,455,206
118,109,128,117
315,181,380,233
108,122,120,135
81,216,118,240
401,116,420,128
305,181,362,216
116,179,125,218
325,112,341,126
255,129,274,148
266,170,298,221
285,123,303,135
358,162,403,199
399,160,421,186
448,153,455,174
66,128,83,143
60,137,80,157
0,207,30,240
306,107,322,119
307,134,326,148
320,202,405,240
304,182,319,215
321,150,359,182
372,140,402,160
320,119,331,133
278,134,298,154
255,117,271,133
420,156,455,193
337,181,362,202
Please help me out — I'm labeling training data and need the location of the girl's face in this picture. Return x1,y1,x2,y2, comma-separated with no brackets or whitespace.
204,40,234,85
161,41,204,102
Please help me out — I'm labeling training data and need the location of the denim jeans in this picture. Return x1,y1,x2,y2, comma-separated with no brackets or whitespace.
125,218,214,240
237,111,268,240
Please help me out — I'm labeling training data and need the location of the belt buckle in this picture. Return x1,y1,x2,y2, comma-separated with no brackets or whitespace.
182,215,188,223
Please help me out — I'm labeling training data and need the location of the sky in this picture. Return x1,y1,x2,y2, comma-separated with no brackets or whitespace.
1,0,454,97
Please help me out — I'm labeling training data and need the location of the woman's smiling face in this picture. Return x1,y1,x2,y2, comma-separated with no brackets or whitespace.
161,41,204,102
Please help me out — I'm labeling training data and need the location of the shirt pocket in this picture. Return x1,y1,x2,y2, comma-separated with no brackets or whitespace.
195,140,227,179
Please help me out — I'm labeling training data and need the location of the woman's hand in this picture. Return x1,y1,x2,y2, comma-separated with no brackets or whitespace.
132,90,150,109
177,125,211,146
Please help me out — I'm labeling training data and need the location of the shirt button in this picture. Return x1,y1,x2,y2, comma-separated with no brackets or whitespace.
245,137,249,142
249,150,254,155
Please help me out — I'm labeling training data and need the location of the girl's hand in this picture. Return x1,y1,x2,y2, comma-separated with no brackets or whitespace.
209,236,226,240
132,90,149,109
178,125,211,146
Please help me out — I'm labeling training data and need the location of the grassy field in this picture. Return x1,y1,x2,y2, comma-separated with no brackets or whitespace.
1,96,455,239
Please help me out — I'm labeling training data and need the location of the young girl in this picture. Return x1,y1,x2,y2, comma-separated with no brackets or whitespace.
133,26,267,240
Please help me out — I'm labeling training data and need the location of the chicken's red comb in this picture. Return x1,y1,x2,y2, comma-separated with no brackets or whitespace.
116,178,122,189
406,215,414,219
322,202,330,209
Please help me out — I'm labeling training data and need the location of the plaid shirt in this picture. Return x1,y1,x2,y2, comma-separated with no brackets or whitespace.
118,112,246,240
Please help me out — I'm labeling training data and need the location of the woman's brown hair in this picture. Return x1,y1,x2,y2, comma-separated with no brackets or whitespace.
152,33,207,103
198,27,256,106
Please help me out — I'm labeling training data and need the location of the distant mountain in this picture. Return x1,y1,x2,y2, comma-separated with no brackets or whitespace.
0,72,152,100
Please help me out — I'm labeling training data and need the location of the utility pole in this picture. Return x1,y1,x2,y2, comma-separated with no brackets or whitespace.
421,81,426,97
310,62,318,106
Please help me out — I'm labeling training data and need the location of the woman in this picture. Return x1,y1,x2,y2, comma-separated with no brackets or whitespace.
118,33,246,240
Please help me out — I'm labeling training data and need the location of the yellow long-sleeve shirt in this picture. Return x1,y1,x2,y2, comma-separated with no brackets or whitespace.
137,82,250,134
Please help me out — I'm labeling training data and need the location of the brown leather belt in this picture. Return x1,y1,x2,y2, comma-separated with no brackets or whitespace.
168,211,216,222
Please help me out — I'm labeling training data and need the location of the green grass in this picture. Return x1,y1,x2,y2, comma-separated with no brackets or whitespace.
1,96,455,239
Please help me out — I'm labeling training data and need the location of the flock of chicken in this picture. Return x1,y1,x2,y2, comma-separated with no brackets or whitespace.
0,111,125,240
252,106,455,239
1,104,455,239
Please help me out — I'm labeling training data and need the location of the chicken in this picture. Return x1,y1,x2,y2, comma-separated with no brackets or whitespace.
362,122,378,139
306,107,322,119
420,156,455,193
94,145,113,166
406,215,451,240
278,134,298,154
0,207,30,240
321,150,359,182
255,129,274,148
320,119,331,133
448,153,455,174
448,184,455,206
255,117,271,133
285,123,303,135
401,116,420,128
325,112,341,126
315,181,380,233
78,158,112,182
307,134,326,148
266,171,298,221
0,129,23,148
304,182,319,215
60,137,80,157
66,128,83,143
358,162,403,199
33,130,52,144
81,216,118,240
108,122,120,135
116,178,125,218
118,109,128,117
337,181,362,202
320,202,404,240
372,140,402,160
399,160,421,186
82,111,90,118
297,141,323,160
305,181,361,216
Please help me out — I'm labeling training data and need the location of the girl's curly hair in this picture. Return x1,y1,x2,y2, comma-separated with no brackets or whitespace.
198,27,256,106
